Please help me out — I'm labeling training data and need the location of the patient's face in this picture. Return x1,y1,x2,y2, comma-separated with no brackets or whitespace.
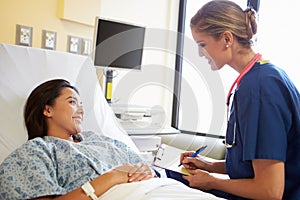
45,87,84,140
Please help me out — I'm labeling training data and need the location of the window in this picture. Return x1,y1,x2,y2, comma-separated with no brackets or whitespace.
257,0,300,90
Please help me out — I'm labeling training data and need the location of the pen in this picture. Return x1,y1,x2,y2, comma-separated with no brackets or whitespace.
178,145,207,167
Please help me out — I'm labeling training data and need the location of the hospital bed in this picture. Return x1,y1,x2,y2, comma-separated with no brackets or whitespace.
0,43,226,199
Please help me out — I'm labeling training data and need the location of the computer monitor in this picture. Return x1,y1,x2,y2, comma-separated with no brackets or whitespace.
92,17,146,103
92,17,145,70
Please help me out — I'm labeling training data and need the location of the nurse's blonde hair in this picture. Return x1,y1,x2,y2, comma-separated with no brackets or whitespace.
190,0,257,48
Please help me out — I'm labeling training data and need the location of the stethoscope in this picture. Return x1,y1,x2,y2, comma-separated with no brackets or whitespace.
223,53,262,148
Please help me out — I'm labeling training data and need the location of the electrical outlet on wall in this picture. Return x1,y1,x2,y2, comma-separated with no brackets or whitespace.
82,38,91,55
67,35,81,54
42,30,56,50
16,24,33,46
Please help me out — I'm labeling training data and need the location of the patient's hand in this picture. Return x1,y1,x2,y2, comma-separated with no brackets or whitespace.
110,163,154,184
108,163,133,184
127,162,155,182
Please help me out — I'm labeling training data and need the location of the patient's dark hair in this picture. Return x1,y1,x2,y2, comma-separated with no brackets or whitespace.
24,79,79,140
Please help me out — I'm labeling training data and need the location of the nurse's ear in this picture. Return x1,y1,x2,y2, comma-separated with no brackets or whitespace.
43,105,53,118
222,31,233,48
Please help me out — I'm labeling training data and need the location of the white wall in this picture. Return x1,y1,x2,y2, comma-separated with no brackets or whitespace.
98,0,180,125
257,1,300,89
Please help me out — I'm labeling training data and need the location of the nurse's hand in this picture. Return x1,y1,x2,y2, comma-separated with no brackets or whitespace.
180,152,210,170
182,168,215,190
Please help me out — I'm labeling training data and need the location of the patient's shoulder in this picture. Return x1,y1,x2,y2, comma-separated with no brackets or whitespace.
80,131,130,149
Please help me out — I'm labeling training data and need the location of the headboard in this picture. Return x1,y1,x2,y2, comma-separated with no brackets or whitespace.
0,43,138,163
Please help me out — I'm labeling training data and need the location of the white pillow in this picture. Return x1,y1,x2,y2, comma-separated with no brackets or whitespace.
0,43,138,163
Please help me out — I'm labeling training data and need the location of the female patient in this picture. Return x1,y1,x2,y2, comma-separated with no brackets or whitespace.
0,79,155,200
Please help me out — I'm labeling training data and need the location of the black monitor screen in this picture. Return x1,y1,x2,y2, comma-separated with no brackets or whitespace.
93,17,145,70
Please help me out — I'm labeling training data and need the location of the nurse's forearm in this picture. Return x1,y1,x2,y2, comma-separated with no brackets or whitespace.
209,159,284,199
211,177,282,200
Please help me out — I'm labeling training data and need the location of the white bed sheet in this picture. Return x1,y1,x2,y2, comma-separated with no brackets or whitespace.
99,178,225,200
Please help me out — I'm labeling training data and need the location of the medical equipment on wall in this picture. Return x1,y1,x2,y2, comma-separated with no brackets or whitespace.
111,104,180,135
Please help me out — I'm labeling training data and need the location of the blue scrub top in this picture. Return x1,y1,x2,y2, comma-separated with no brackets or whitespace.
225,62,300,200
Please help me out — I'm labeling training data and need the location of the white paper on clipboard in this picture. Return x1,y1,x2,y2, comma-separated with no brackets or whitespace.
152,144,190,175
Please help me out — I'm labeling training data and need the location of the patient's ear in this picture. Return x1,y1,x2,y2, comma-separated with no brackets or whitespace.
43,105,52,117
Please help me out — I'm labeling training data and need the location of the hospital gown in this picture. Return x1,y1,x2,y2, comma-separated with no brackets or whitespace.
0,131,143,199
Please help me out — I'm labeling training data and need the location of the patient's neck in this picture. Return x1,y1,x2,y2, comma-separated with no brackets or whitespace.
47,131,76,142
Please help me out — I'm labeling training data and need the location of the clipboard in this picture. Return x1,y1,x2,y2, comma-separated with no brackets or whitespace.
152,144,190,186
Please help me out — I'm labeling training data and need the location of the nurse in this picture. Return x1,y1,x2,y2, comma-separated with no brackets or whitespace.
179,1,300,199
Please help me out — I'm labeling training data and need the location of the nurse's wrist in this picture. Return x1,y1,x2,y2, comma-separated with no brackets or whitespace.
197,158,213,172
208,161,226,174
203,161,214,172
